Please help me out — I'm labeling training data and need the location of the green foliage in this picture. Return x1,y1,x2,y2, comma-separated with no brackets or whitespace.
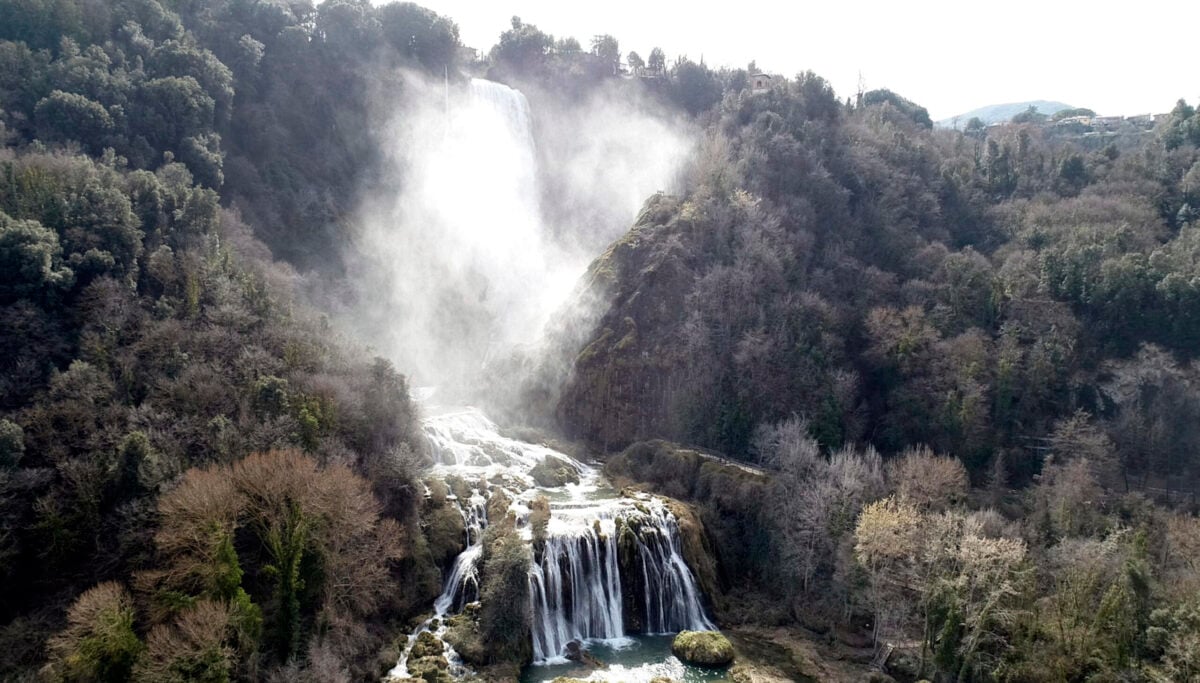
0,210,74,302
1051,107,1096,121
0,418,24,467
377,2,460,71
861,88,933,128
478,524,532,664
34,90,113,151
47,582,143,683
1010,104,1048,124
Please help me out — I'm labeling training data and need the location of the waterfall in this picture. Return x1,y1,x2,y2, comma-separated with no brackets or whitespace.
387,404,717,678
526,499,715,663
528,508,626,662
631,505,716,635
434,490,486,614
381,76,707,680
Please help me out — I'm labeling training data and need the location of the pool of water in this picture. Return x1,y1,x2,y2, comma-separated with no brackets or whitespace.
520,635,732,683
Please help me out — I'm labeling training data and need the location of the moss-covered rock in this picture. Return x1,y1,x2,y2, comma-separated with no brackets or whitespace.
443,609,488,666
423,502,466,571
406,654,451,683
409,630,444,660
672,630,735,667
529,454,581,487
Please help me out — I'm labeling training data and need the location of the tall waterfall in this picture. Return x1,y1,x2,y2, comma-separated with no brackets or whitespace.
358,77,580,394
378,77,705,680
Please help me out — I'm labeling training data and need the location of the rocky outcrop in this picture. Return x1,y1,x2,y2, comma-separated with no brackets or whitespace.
443,604,487,666
555,194,702,451
672,630,736,667
529,454,581,487
409,631,444,660
422,480,467,571
606,440,772,619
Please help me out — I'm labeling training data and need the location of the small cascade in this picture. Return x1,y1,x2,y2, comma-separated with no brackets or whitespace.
387,486,487,680
435,490,487,614
628,505,716,634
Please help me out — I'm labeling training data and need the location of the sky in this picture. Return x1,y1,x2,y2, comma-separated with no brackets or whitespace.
404,0,1199,121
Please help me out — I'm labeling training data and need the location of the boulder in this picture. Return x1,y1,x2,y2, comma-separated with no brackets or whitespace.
406,654,451,683
671,630,735,667
443,611,487,666
530,455,581,487
564,639,603,667
409,630,443,660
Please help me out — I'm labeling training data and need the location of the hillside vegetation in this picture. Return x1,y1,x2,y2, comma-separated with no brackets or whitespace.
550,67,1200,681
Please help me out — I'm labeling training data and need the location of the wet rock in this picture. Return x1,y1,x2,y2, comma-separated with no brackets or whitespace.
564,639,603,667
406,654,451,683
443,611,487,666
530,455,581,487
672,630,735,667
409,630,444,659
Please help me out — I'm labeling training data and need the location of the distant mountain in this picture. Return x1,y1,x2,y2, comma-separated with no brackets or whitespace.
937,100,1075,128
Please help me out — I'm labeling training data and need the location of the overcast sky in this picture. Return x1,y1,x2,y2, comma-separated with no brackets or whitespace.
407,0,1198,121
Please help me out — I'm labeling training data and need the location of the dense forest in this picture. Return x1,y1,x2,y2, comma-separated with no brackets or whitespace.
2,0,1200,681
548,54,1200,683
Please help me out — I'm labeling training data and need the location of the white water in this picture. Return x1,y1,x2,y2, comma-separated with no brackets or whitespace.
386,404,716,679
381,78,709,681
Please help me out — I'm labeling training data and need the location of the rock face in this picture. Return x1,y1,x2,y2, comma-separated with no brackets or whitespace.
606,440,771,619
555,194,700,451
442,608,487,666
671,630,736,667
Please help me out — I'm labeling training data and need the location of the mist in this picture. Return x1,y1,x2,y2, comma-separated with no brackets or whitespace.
345,71,694,402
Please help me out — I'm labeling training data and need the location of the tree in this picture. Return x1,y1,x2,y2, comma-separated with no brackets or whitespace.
671,59,720,115
34,91,113,152
135,76,216,151
132,600,233,683
1011,105,1047,124
377,2,460,72
0,212,74,303
626,50,644,75
647,47,665,75
891,447,969,511
854,496,922,644
590,34,619,75
148,450,404,666
47,582,143,682
490,16,552,74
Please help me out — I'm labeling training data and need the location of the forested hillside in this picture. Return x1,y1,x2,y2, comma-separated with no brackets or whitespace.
0,0,459,679
3,0,1200,681
552,68,1200,680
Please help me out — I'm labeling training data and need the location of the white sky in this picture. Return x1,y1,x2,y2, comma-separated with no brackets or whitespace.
403,0,1199,120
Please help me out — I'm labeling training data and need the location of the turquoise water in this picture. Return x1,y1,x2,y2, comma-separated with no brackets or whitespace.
519,635,731,683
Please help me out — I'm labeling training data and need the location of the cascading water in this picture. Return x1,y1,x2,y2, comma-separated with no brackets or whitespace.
378,77,711,682
387,403,717,680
